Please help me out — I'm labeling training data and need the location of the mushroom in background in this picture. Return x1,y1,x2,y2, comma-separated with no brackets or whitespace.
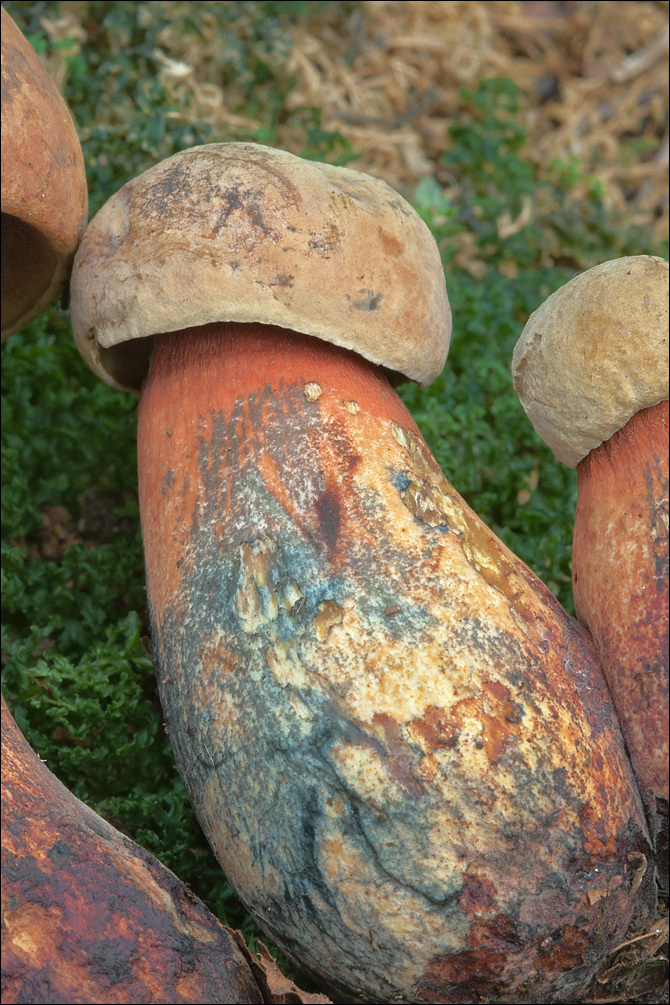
1,696,331,1004
70,143,656,1004
1,5,88,339
512,255,669,896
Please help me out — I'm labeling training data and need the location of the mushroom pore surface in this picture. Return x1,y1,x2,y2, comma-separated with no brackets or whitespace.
1,6,87,339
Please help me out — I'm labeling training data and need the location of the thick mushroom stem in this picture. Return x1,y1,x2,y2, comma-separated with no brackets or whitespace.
138,323,655,1005
138,321,423,716
572,398,669,893
0,697,267,1005
511,255,668,901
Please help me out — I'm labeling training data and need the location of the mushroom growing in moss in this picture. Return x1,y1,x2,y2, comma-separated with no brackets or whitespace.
512,255,669,895
70,144,655,1004
1,6,88,339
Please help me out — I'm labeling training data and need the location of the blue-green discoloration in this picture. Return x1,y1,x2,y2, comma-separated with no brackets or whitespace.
148,380,654,1004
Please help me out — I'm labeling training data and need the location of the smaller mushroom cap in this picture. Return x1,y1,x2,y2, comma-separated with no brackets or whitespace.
1,7,88,339
70,143,451,392
512,255,669,467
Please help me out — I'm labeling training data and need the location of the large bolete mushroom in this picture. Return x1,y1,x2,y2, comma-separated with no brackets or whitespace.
71,144,656,1003
1,695,330,1004
1,5,88,339
512,255,669,896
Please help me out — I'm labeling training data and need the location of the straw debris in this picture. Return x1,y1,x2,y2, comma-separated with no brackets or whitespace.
44,1,668,242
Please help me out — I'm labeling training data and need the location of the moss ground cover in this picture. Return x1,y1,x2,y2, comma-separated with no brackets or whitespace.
2,0,667,992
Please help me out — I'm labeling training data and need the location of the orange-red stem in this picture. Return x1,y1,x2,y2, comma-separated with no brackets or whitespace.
136,324,656,1002
137,322,417,614
573,398,669,891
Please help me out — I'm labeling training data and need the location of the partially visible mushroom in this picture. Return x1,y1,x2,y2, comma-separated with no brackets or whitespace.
0,695,331,1005
1,6,87,339
512,255,669,894
71,145,656,1004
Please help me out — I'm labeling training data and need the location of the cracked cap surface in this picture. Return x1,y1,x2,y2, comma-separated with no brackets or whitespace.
512,255,669,467
70,142,451,392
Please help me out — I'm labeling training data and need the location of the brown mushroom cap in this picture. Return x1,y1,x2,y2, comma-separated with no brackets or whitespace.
70,142,451,392
1,6,88,340
511,256,669,467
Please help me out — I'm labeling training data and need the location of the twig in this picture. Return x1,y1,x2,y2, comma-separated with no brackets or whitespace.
606,926,666,955
610,27,669,83
334,86,438,130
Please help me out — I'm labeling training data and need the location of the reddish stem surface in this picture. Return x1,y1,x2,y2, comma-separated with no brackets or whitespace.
137,323,418,614
142,322,414,424
0,697,265,1005
573,398,669,890
135,323,657,1002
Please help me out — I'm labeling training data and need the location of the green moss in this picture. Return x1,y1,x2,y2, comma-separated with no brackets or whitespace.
401,77,664,605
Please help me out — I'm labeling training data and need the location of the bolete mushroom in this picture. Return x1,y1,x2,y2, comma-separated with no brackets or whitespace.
71,144,656,1004
1,695,331,1004
1,5,88,339
512,255,669,895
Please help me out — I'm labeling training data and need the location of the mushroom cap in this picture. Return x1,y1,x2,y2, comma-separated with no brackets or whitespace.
511,255,669,467
1,6,88,340
70,143,451,392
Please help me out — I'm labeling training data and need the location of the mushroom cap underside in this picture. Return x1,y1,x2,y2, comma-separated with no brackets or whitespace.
1,6,88,339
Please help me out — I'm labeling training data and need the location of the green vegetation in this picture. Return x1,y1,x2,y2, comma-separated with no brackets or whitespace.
2,1,666,989
402,76,659,595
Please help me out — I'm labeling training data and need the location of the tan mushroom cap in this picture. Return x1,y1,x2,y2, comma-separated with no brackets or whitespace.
70,143,451,393
512,255,669,468
1,6,88,340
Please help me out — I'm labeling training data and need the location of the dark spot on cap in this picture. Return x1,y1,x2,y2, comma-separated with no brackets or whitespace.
308,223,342,257
350,289,383,312
378,227,404,257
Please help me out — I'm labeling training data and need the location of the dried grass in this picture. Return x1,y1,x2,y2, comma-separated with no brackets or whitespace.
280,0,669,240
45,1,668,242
